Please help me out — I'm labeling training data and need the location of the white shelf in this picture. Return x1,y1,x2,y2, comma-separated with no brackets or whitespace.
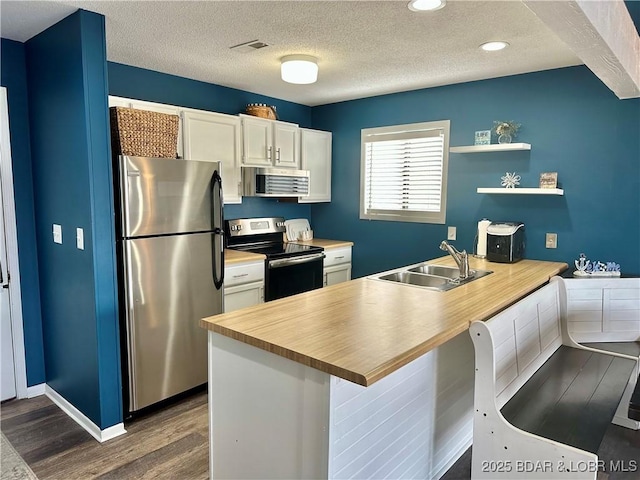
477,188,564,195
450,143,531,153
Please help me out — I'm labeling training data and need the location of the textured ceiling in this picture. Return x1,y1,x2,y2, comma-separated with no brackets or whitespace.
0,0,586,106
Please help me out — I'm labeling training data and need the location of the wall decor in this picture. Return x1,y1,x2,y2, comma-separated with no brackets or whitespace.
474,130,491,145
493,120,521,144
500,172,521,188
539,172,558,189
574,253,621,277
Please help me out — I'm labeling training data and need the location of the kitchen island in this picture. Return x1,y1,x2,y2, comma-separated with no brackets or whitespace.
201,256,567,479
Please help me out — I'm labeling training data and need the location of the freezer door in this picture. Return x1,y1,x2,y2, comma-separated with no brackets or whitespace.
120,156,221,237
123,232,223,412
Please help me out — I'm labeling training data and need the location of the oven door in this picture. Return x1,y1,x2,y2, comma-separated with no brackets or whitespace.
266,253,325,301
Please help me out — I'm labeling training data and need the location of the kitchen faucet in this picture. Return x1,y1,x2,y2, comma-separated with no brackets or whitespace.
439,240,470,280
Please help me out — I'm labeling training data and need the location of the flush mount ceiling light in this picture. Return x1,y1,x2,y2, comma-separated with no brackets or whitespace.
408,0,446,12
281,55,318,84
480,41,510,51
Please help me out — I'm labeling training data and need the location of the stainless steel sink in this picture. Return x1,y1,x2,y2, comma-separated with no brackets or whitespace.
370,263,492,291
407,264,460,279
377,271,450,289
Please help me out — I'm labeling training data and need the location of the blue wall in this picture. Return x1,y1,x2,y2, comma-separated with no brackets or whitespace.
107,62,314,221
311,67,640,278
26,10,121,428
0,39,45,386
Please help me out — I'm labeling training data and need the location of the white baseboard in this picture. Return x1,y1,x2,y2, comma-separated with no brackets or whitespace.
45,385,126,443
26,383,45,398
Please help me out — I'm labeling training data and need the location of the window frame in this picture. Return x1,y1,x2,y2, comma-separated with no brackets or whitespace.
359,119,450,224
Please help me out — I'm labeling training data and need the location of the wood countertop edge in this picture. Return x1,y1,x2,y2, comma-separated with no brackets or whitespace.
203,321,368,386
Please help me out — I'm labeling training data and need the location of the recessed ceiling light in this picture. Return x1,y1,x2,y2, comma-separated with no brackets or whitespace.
408,0,446,12
480,41,510,51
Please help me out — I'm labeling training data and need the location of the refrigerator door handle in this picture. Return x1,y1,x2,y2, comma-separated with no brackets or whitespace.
212,170,224,290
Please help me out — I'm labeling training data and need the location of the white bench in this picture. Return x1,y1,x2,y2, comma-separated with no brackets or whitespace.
469,276,639,479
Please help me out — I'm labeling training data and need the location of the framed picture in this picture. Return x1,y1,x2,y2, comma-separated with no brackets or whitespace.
539,172,558,189
474,130,491,145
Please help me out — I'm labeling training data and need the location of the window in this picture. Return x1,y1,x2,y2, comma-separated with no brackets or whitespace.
360,120,450,224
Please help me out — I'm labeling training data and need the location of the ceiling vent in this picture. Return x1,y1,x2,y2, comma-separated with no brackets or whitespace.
230,40,270,53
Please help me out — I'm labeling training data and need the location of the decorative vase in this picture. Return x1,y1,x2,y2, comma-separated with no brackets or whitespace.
498,133,512,144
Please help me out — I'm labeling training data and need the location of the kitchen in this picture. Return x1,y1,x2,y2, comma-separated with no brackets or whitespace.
1,0,639,478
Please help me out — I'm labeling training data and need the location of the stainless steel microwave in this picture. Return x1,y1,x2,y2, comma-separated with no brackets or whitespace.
242,167,310,197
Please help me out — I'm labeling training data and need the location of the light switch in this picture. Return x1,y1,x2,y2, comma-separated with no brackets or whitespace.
53,224,62,244
76,228,84,250
447,226,457,241
545,233,557,249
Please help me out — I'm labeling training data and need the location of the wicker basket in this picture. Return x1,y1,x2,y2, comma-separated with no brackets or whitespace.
110,107,179,158
244,103,278,120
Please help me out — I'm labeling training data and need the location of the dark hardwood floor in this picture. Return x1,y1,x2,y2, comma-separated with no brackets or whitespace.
1,392,208,479
2,390,639,479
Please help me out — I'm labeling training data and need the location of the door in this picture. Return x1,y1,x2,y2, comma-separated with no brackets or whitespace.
123,231,224,411
224,281,264,313
241,115,273,166
182,110,242,204
299,129,332,203
0,87,20,401
0,172,15,401
119,156,221,237
273,121,299,168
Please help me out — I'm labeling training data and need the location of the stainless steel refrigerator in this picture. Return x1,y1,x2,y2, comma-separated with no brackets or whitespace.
116,155,224,413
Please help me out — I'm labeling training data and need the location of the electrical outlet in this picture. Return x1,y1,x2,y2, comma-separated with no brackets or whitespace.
53,224,62,244
447,226,457,241
545,233,557,249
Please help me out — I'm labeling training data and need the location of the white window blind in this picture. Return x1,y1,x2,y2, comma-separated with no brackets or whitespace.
360,120,450,224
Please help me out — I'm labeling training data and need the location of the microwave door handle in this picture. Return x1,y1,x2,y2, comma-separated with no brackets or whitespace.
212,170,224,290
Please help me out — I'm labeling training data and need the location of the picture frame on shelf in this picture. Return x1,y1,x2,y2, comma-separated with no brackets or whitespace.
474,130,491,145
539,172,558,189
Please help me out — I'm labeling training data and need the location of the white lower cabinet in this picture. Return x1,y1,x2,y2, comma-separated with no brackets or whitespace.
224,261,265,312
323,246,352,287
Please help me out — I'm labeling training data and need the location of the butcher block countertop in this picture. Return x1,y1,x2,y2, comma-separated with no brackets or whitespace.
202,256,567,386
225,249,265,265
288,238,354,249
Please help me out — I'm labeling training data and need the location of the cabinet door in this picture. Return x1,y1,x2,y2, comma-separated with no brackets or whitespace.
183,110,242,204
299,129,331,203
324,264,351,287
273,121,300,168
224,281,264,312
241,115,273,166
129,100,184,159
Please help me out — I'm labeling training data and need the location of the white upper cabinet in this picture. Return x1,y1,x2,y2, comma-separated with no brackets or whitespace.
182,110,242,204
272,121,299,168
109,96,242,204
241,115,273,166
240,114,300,168
299,128,332,203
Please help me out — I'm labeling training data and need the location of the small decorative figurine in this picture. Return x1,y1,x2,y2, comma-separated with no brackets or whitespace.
573,253,620,277
501,172,521,188
493,120,521,144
